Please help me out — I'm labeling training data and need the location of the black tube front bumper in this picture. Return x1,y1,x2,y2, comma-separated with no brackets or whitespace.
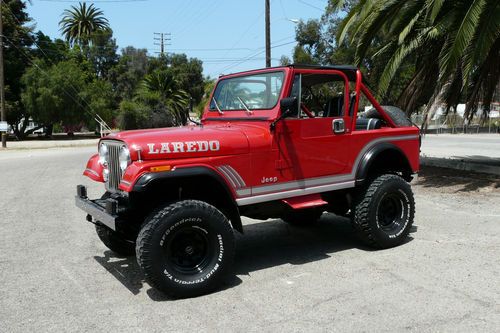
75,185,118,231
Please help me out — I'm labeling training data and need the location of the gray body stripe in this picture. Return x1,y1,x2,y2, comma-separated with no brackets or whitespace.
222,165,245,188
236,188,252,196
251,173,353,195
226,165,246,187
234,134,418,206
236,181,355,206
210,135,417,206
218,165,247,189
349,134,417,179
217,166,238,189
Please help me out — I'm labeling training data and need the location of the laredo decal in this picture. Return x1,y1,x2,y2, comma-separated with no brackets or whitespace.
147,141,220,154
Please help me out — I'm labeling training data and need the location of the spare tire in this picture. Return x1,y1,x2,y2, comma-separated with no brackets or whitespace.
363,106,412,127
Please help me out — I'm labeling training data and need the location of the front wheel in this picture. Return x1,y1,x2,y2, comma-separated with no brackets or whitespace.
95,224,136,256
136,200,235,298
352,174,415,248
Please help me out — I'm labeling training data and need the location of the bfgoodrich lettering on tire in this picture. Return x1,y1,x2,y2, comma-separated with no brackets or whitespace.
353,174,415,248
136,200,235,298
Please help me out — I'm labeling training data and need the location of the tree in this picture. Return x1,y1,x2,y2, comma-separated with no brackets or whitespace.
136,69,190,127
148,54,205,104
86,29,118,80
80,78,116,129
117,100,149,130
20,60,91,137
292,19,324,64
331,0,500,122
109,46,149,100
32,31,69,64
2,0,34,137
59,2,110,47
194,78,216,117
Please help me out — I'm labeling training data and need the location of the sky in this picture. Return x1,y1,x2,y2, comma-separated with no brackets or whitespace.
26,0,328,78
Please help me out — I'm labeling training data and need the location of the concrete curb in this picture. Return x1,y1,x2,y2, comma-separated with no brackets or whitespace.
420,156,500,176
1,139,99,150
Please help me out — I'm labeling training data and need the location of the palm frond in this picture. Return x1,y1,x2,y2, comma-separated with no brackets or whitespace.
439,0,485,81
378,28,430,96
425,0,445,24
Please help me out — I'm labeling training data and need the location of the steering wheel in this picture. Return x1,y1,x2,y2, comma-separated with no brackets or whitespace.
300,103,315,118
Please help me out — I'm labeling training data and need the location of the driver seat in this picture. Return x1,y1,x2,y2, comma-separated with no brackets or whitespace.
323,96,344,117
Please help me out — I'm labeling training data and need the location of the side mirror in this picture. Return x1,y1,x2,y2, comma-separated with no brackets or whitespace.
280,97,298,115
271,97,298,131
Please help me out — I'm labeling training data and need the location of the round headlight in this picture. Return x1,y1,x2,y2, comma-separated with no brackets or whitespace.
98,144,108,165
119,146,131,173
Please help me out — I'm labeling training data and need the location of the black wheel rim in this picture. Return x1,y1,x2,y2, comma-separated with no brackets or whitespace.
377,192,405,232
165,227,212,275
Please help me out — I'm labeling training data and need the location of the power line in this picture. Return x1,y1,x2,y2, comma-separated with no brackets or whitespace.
218,40,296,74
297,0,324,12
2,35,99,124
2,4,105,127
173,0,221,38
210,11,265,75
39,0,148,3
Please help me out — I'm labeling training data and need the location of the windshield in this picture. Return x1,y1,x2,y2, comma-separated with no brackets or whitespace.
210,71,285,111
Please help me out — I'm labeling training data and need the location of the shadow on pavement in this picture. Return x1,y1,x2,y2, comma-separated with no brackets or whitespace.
233,214,368,276
453,155,500,166
417,165,500,192
93,213,395,300
94,251,144,295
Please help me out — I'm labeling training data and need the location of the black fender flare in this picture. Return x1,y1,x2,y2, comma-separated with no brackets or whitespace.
355,143,412,185
133,166,243,233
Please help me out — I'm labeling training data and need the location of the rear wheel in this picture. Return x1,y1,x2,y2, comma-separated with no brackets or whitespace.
136,200,235,298
352,174,415,248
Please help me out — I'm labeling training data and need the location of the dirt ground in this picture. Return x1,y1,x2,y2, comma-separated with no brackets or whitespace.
416,165,500,194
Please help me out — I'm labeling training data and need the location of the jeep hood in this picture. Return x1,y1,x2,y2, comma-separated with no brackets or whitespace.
103,125,251,160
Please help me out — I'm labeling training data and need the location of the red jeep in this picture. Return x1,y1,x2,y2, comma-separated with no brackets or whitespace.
76,65,419,298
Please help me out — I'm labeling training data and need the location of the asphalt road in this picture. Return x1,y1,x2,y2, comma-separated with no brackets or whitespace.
421,134,500,159
0,147,499,332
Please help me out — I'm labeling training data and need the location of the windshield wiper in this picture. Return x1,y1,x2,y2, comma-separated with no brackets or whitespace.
237,97,253,115
212,97,224,115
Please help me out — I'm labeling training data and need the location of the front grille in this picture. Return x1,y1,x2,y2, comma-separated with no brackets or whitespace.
103,141,124,192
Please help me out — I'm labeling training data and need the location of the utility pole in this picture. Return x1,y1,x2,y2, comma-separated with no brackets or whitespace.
154,32,171,57
265,0,271,68
0,0,6,148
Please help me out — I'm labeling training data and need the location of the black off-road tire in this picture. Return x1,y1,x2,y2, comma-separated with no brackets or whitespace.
352,174,415,248
282,209,323,226
136,200,235,298
95,224,136,256
365,106,412,127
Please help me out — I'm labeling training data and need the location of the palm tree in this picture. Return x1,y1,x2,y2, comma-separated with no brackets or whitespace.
138,70,190,126
331,0,500,124
59,2,110,47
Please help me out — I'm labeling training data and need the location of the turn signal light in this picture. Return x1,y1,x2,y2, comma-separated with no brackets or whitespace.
150,165,172,172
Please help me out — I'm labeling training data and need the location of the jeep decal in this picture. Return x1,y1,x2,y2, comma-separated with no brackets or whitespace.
147,140,220,154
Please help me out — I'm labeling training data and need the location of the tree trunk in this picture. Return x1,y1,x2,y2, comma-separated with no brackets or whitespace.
45,124,53,138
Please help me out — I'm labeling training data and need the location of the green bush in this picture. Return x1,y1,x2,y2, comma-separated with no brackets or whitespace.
117,100,149,130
